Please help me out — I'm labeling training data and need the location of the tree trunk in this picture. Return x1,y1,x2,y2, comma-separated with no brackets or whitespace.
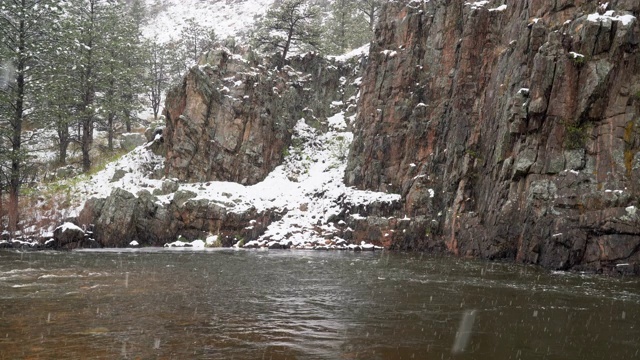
107,112,115,151
57,120,69,165
58,143,68,165
0,186,4,234
8,135,21,235
151,80,160,120
8,184,19,236
80,0,96,173
82,116,93,172
280,26,294,69
124,108,132,133
362,2,377,31
339,7,347,51
368,9,375,31
152,96,159,120
8,17,27,235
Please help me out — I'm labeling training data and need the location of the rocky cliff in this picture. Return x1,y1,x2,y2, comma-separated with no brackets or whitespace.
163,48,358,184
344,0,640,274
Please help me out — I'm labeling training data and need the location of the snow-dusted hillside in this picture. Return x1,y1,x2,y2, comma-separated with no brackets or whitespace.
57,110,398,249
20,41,395,250
143,0,276,43
6,0,390,250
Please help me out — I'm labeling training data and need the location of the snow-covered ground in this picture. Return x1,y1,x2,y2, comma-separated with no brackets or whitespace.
328,44,370,62
63,110,399,249
143,0,276,43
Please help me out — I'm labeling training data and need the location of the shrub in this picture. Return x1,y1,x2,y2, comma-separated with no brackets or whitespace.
568,52,586,67
564,123,588,150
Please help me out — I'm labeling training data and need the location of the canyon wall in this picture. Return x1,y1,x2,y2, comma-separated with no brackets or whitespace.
345,0,640,274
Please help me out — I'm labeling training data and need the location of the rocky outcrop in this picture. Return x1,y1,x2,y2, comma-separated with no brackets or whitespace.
345,0,640,274
78,187,282,247
51,222,99,250
162,48,360,184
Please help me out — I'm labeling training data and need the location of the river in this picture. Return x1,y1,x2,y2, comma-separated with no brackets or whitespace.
0,249,638,359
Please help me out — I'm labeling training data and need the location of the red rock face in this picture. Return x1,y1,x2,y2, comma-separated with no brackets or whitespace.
345,0,640,274
163,50,288,185
163,49,353,185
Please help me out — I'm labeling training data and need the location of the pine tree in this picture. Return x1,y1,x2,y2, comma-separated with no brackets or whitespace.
128,0,148,29
120,0,148,132
40,46,77,165
146,37,170,120
356,0,383,31
323,0,372,54
64,0,104,172
62,0,147,169
0,0,63,233
99,0,146,149
38,0,84,166
181,18,217,64
146,19,216,116
162,39,188,85
254,0,322,68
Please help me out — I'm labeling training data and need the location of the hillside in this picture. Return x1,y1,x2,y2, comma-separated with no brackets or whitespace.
142,0,276,43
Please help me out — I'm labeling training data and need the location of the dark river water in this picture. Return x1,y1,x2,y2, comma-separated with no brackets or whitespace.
0,249,639,359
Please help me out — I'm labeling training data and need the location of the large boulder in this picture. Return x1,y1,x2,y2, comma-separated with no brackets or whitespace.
52,222,93,249
94,188,139,247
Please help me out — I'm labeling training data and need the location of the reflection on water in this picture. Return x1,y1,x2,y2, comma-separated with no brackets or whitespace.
0,249,639,359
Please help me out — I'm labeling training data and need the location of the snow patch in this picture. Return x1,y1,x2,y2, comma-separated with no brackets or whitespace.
190,240,206,248
489,5,507,12
330,44,370,62
205,235,218,246
380,49,398,58
327,111,347,130
587,11,636,26
164,239,205,248
54,222,83,234
464,1,489,10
